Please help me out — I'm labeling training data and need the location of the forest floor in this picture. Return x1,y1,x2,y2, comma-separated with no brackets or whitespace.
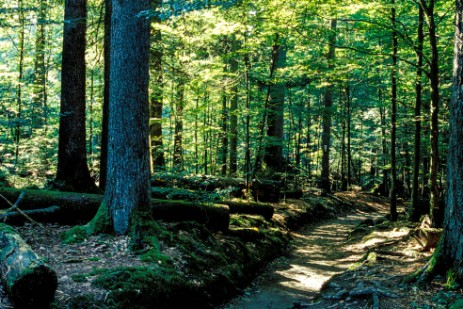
224,193,463,309
0,191,461,308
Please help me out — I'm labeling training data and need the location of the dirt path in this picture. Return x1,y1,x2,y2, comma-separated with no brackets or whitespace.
224,205,389,309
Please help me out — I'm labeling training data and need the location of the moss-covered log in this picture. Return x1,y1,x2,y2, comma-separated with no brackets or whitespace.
150,187,274,220
151,174,245,193
151,200,230,232
0,188,229,230
0,223,57,308
222,201,274,220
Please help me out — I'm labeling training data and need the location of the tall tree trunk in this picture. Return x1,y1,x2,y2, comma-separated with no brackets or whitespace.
229,37,239,176
346,85,352,189
264,36,287,174
340,83,349,191
149,6,165,173
411,5,424,221
244,54,251,188
320,19,337,195
389,0,399,221
97,0,151,235
99,0,111,191
173,81,184,169
416,0,463,281
306,86,312,177
220,84,228,176
32,0,47,130
14,0,25,166
56,0,97,193
194,97,199,174
421,0,440,222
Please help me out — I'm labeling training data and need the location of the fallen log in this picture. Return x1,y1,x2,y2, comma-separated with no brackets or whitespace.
150,187,274,220
0,188,101,224
151,200,229,232
0,223,57,308
0,188,229,231
151,174,245,198
221,201,274,220
0,206,61,225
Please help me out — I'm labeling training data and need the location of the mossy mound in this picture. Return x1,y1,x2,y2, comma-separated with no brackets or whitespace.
56,193,355,308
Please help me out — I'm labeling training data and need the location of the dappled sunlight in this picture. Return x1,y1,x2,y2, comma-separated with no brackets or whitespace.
260,213,388,297
353,228,410,250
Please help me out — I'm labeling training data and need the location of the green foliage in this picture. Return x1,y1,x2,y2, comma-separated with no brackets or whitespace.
446,270,460,290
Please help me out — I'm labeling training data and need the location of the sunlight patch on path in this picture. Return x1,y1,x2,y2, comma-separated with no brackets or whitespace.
224,212,385,309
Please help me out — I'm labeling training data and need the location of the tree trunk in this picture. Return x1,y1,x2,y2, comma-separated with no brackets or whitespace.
389,0,398,221
320,19,337,195
31,0,47,129
415,0,463,281
422,0,440,223
346,85,352,189
173,80,185,169
149,3,165,173
380,95,389,196
229,37,239,176
306,86,312,177
99,0,111,191
411,5,424,221
14,0,25,166
97,0,151,235
220,77,228,176
264,37,287,174
56,0,98,193
244,54,251,187
0,223,57,308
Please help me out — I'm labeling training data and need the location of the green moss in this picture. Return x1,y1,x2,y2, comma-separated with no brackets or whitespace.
61,226,88,244
87,200,112,234
230,214,270,229
71,273,90,283
61,200,113,244
450,298,463,309
92,266,193,308
0,223,19,234
138,236,172,264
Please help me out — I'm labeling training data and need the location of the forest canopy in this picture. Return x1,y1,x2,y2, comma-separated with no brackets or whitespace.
0,0,455,218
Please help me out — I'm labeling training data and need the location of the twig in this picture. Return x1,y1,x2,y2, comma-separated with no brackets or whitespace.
0,192,48,231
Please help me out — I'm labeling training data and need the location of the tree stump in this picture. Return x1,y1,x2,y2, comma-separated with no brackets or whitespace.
0,223,57,308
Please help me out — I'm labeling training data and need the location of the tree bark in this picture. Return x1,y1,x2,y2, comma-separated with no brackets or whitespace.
411,5,424,222
14,0,25,166
220,61,229,176
421,0,440,223
415,0,463,281
320,19,337,195
389,0,398,221
101,0,152,235
31,0,47,129
264,37,287,174
149,1,165,173
56,0,98,193
173,80,185,169
229,37,239,176
99,0,111,191
0,223,57,308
